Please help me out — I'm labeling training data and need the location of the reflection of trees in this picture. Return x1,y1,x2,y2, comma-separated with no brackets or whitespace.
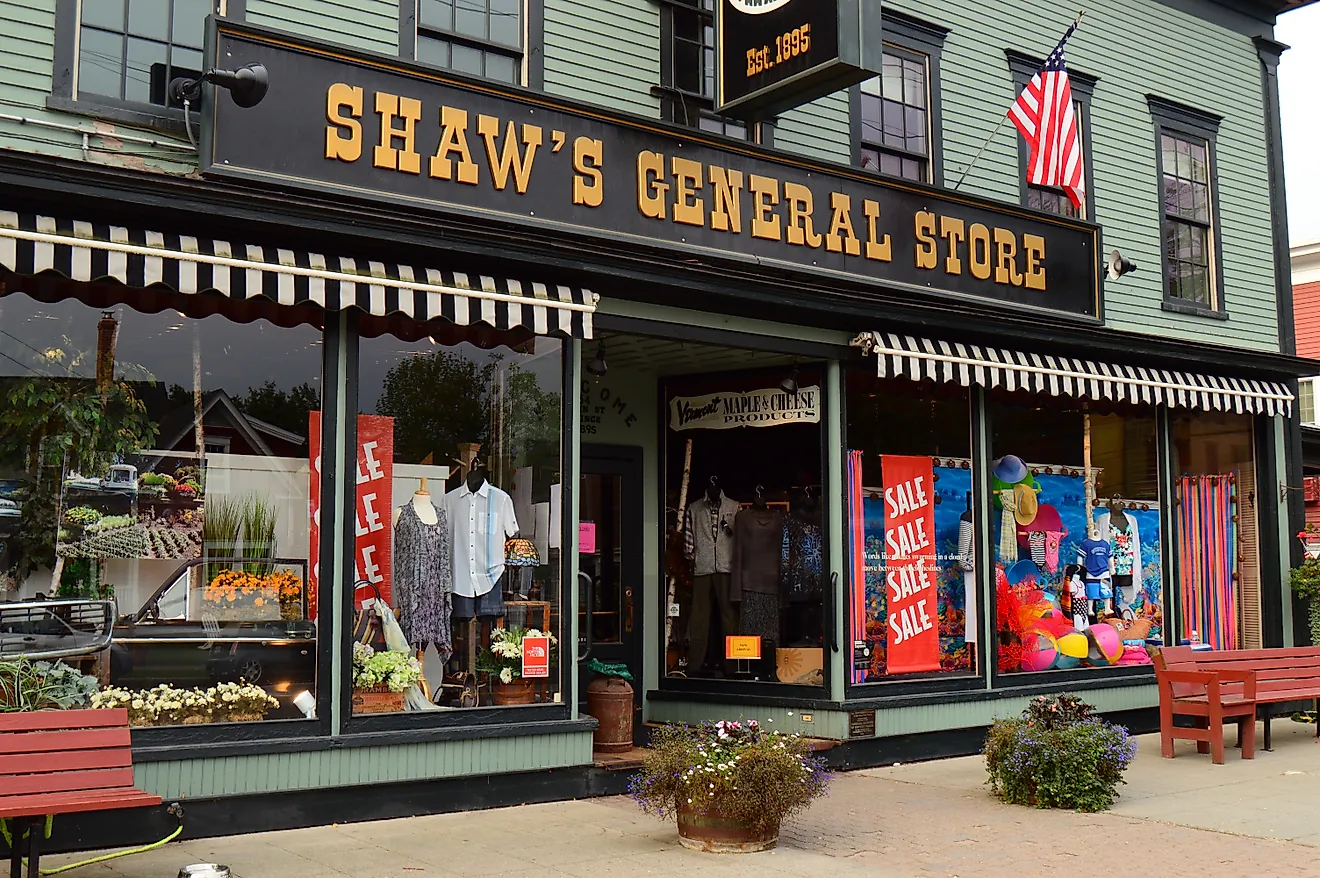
376,350,560,472
236,381,319,436
0,343,157,578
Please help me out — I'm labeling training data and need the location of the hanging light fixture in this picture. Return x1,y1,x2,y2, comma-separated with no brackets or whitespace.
585,342,608,380
779,366,800,396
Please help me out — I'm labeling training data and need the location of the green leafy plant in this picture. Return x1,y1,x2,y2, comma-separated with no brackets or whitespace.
351,643,423,693
984,693,1135,812
0,658,98,711
203,494,243,583
1289,557,1320,645
475,626,557,684
628,720,831,833
65,506,102,526
241,495,279,576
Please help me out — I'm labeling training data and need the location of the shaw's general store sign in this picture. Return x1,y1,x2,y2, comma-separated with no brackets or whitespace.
203,21,1100,317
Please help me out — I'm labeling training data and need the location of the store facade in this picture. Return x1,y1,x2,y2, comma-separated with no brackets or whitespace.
0,13,1310,845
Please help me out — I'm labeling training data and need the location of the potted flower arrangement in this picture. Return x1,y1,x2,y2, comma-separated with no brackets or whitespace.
984,693,1136,812
476,627,555,705
0,658,97,711
351,643,423,713
204,569,304,620
629,720,831,853
91,682,277,725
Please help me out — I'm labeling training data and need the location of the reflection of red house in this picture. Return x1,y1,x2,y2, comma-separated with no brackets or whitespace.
156,390,306,458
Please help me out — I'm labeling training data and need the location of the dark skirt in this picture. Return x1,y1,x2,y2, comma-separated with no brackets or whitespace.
740,592,780,642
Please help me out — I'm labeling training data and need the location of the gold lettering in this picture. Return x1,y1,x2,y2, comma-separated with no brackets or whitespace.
749,174,782,241
429,105,478,184
862,200,891,261
783,182,822,248
968,223,992,280
709,167,744,233
478,116,543,194
825,192,860,256
1023,234,1046,290
572,137,604,207
372,92,422,174
672,156,705,227
914,211,937,270
325,83,363,162
638,151,669,220
939,216,965,275
994,227,1024,286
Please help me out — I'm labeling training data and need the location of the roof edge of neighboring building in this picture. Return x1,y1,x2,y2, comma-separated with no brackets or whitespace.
1292,240,1320,286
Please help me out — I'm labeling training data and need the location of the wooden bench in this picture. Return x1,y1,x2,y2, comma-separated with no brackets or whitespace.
1154,646,1320,762
0,709,161,878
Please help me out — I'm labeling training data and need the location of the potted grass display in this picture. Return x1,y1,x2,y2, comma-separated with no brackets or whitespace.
629,720,831,853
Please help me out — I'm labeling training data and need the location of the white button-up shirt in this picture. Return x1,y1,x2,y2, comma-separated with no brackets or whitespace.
442,481,519,598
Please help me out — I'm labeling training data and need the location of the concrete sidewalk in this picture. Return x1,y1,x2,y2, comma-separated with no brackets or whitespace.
45,718,1320,878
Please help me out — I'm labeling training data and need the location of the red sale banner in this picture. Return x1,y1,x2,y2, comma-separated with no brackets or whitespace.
882,455,941,674
308,413,396,617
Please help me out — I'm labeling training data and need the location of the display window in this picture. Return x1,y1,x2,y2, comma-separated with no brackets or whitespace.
988,391,1163,674
354,323,564,712
844,373,976,682
0,289,323,725
662,367,826,687
1171,412,1259,649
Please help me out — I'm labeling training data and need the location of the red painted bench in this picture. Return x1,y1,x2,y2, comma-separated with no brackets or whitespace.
1154,646,1320,763
0,709,161,878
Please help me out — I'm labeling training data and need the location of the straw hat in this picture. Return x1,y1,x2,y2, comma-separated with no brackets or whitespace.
1013,482,1040,527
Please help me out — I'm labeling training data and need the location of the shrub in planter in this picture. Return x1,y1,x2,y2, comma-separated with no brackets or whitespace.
1289,554,1320,645
0,657,98,711
984,693,1136,812
628,720,830,851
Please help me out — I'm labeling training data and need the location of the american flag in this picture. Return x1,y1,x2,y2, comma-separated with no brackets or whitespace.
1008,25,1085,210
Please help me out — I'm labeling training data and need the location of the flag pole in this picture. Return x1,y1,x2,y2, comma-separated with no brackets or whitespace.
950,9,1085,193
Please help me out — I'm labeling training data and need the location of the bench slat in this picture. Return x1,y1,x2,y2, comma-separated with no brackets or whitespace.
0,709,128,733
0,767,134,797
0,748,131,777
0,788,161,819
1168,658,1320,673
1163,646,1320,662
0,728,130,755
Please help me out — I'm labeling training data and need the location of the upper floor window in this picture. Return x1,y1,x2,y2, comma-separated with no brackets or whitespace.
859,49,930,183
1149,96,1224,315
657,0,753,141
75,0,213,110
853,12,947,185
1300,378,1318,426
414,0,523,85
1006,49,1097,220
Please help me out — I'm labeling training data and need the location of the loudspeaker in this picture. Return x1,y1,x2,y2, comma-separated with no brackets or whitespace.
1107,250,1137,280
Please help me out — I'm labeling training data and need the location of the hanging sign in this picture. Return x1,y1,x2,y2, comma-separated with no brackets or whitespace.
881,455,941,674
669,386,820,432
522,635,551,678
717,0,882,118
308,413,395,616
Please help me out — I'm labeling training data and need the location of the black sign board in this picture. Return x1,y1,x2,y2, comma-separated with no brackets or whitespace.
848,709,877,739
717,0,882,119
202,21,1100,318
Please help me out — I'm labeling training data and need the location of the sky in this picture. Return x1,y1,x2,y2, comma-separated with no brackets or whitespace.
1278,4,1320,245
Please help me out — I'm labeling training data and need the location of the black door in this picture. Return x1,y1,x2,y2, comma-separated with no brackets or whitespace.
578,444,644,744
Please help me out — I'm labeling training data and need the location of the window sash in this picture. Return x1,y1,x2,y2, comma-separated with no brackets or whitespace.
1158,129,1218,309
858,45,932,183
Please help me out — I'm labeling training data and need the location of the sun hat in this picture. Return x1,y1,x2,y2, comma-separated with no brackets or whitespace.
991,455,1028,485
1013,482,1040,527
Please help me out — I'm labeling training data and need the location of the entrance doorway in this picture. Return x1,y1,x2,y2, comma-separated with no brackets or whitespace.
579,444,645,743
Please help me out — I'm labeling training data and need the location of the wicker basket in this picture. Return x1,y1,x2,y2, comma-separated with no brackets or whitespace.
352,686,404,714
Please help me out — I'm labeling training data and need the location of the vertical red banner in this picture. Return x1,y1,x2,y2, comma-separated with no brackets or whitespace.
308,413,396,618
882,455,941,674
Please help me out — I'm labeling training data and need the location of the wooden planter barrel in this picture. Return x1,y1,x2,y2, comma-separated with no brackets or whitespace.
676,804,779,853
492,678,536,705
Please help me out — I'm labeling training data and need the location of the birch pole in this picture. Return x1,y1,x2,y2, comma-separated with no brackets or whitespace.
665,438,693,650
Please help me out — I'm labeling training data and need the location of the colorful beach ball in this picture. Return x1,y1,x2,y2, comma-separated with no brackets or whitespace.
1020,631,1059,672
1086,623,1124,666
1057,631,1089,659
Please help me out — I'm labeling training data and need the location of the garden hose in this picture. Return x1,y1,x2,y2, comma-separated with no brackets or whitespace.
4,803,184,876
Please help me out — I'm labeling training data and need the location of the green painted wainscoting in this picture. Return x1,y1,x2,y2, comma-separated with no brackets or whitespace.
645,683,1159,743
132,731,595,800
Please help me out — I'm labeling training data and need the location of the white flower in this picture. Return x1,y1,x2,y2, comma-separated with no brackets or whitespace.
499,667,514,684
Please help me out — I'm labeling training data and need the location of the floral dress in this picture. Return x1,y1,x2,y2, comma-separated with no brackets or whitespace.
1110,527,1135,577
393,501,453,659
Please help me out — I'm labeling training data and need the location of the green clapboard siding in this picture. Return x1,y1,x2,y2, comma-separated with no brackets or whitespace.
892,0,1278,351
246,0,398,55
775,92,851,164
133,731,595,799
542,0,659,117
645,684,1157,741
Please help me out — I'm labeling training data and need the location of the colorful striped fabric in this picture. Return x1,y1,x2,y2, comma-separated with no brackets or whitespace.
1178,475,1238,650
848,450,867,684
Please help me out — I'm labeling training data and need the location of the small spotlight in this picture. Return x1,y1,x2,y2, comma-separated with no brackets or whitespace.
292,690,316,719
779,366,799,396
585,342,608,380
169,62,269,108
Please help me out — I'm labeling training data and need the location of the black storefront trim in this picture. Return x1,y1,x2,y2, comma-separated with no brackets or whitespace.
16,760,626,856
0,153,1311,384
1256,412,1286,648
130,717,598,763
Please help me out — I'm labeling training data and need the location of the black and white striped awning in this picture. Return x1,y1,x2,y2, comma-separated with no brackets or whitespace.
851,332,1294,417
0,210,597,338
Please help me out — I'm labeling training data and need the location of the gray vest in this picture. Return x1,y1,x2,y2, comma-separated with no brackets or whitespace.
690,495,740,576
